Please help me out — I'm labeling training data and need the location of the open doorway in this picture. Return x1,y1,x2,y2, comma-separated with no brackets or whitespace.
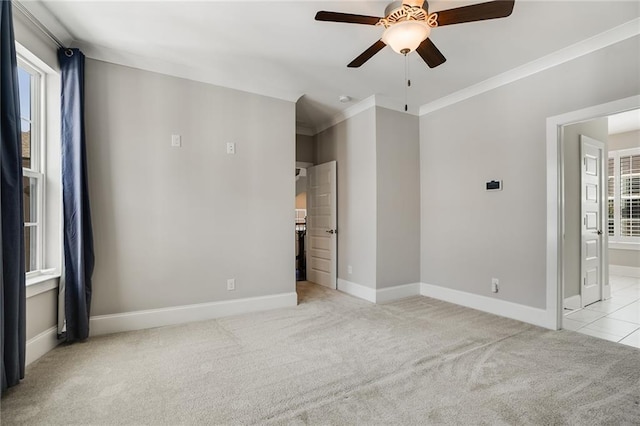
295,163,311,281
561,108,640,348
294,170,339,302
295,103,340,299
295,128,338,290
293,161,338,288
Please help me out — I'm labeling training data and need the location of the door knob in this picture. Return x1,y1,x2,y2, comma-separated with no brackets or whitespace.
596,230,603,235
326,229,336,234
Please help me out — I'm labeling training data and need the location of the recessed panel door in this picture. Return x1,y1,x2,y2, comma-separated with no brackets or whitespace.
306,161,337,289
581,135,605,307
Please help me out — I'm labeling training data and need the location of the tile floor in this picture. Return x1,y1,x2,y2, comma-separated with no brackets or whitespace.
563,275,640,349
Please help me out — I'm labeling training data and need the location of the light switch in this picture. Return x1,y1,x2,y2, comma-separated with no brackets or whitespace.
226,142,236,155
171,134,182,147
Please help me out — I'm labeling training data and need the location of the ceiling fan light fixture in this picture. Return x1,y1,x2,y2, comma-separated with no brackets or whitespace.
382,20,431,55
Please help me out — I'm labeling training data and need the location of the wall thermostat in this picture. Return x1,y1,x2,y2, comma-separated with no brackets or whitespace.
486,180,502,191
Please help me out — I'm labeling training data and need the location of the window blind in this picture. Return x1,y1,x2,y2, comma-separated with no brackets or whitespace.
620,154,640,237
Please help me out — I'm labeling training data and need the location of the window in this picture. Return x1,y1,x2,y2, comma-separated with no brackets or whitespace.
608,148,640,244
18,58,44,275
607,157,615,236
16,43,62,288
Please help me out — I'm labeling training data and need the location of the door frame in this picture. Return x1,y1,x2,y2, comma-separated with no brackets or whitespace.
546,95,640,330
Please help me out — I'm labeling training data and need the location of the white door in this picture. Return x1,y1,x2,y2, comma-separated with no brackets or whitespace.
581,135,605,307
306,161,337,289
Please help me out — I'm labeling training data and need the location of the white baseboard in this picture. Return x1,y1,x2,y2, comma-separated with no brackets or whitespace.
337,279,376,303
26,326,61,366
89,292,298,337
376,282,421,303
610,265,640,278
337,279,421,303
564,294,581,310
420,283,553,329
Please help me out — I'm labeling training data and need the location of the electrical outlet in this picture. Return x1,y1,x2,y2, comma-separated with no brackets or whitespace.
491,278,499,293
348,265,352,274
226,142,236,154
227,278,235,291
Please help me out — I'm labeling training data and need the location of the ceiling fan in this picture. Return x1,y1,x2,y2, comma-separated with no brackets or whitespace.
315,0,515,68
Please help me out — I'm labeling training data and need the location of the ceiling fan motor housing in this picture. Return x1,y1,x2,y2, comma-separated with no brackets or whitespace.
383,1,430,23
385,1,406,18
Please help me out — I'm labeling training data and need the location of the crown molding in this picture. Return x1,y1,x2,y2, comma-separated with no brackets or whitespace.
314,94,418,136
73,40,302,104
295,124,316,137
18,0,638,130
314,95,376,135
375,94,420,117
419,18,640,116
16,0,303,105
14,0,74,47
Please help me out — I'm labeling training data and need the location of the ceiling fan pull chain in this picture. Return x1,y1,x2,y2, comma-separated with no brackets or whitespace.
404,53,408,112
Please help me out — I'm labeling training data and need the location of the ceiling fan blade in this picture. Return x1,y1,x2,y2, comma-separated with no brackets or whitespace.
348,40,387,68
315,11,382,25
416,38,446,68
435,0,515,26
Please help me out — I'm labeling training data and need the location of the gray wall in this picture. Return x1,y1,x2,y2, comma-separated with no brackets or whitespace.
609,129,640,151
13,7,58,71
85,59,296,316
609,249,640,268
296,134,316,164
315,107,421,290
376,107,420,288
316,108,378,288
26,290,58,341
562,119,608,298
608,129,640,268
420,36,640,309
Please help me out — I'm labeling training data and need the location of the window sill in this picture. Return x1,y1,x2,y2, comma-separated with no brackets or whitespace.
609,242,640,251
26,272,60,298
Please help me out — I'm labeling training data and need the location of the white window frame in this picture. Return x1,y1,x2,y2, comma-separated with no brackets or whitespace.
608,147,640,250
18,55,47,277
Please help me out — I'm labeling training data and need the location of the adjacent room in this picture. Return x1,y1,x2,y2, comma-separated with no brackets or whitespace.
562,109,640,345
2,0,639,424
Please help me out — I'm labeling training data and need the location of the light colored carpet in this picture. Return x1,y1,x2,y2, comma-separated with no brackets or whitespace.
2,282,640,425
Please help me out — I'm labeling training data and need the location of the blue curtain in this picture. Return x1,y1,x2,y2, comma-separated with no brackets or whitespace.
1,0,27,394
59,48,94,342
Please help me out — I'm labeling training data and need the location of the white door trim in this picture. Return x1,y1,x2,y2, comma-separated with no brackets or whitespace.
546,95,640,330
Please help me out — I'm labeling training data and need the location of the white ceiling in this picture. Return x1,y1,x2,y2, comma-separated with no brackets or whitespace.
21,0,640,132
609,108,640,135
